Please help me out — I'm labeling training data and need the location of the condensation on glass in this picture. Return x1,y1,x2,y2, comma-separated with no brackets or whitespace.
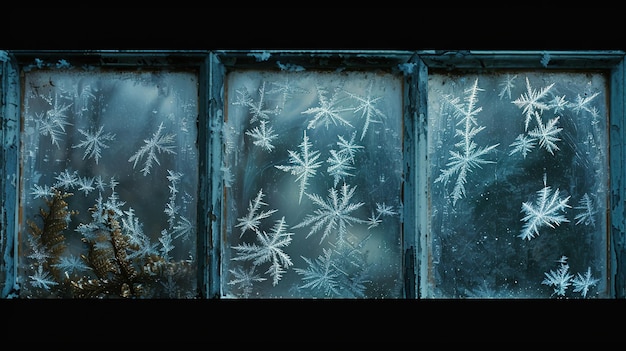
221,70,404,298
19,69,199,298
425,71,610,298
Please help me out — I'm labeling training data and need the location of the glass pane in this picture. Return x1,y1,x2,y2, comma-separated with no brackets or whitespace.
222,70,404,298
426,71,610,298
19,69,199,298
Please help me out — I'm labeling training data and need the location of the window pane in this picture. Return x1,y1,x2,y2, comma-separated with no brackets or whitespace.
222,70,404,298
426,71,610,298
20,69,199,298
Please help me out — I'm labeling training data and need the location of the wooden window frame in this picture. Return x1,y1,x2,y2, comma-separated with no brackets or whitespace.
1,50,624,299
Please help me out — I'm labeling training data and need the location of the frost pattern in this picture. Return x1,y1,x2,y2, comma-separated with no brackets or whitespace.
574,193,596,227
434,78,499,206
128,122,177,176
71,125,116,164
344,80,387,140
292,182,366,245
512,77,555,131
542,256,598,298
274,130,323,204
519,173,571,240
326,132,363,187
232,216,294,286
541,256,573,297
235,189,278,237
572,267,599,298
245,119,278,152
21,71,199,298
302,83,354,130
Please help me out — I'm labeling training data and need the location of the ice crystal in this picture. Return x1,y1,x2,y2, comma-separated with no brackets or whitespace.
120,208,159,259
527,113,562,155
275,130,323,204
235,188,278,237
508,134,536,158
327,149,356,187
568,92,600,115
571,267,599,298
171,216,194,241
231,216,294,286
29,265,59,290
292,182,366,244
164,170,183,228
540,52,551,67
344,80,387,140
233,82,280,123
76,176,96,196
293,248,342,297
434,78,499,206
266,77,310,109
498,74,517,100
52,255,91,275
549,95,568,114
512,77,555,131
336,131,364,161
37,91,73,148
519,174,571,240
71,125,116,164
128,122,177,176
541,257,573,297
30,184,55,199
302,83,354,130
366,202,397,229
574,193,596,227
245,119,278,152
54,169,78,190
228,265,267,298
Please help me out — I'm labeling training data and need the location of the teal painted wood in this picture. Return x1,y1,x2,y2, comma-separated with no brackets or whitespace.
415,56,430,299
610,57,626,298
205,52,225,299
1,53,20,298
401,54,424,299
416,50,625,70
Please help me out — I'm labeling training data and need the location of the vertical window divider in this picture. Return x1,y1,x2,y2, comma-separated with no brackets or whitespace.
402,52,423,298
610,55,626,298
0,53,20,298
203,52,226,298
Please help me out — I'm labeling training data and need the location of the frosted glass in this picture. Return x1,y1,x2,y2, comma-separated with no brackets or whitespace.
19,69,199,298
222,70,404,298
426,71,609,298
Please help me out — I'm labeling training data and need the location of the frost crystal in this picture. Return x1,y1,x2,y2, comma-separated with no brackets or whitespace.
541,259,573,297
235,189,278,237
128,122,177,176
434,78,499,206
302,84,354,130
292,182,365,244
574,193,596,227
275,130,322,204
344,80,387,140
512,77,555,131
519,173,571,240
232,216,294,286
71,125,116,164
572,267,599,298
245,120,278,152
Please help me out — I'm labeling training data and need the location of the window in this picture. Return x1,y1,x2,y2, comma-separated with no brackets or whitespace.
1,50,624,299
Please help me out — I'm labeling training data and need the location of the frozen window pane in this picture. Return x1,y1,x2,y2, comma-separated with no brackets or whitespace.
20,69,199,298
426,71,609,298
222,70,404,298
